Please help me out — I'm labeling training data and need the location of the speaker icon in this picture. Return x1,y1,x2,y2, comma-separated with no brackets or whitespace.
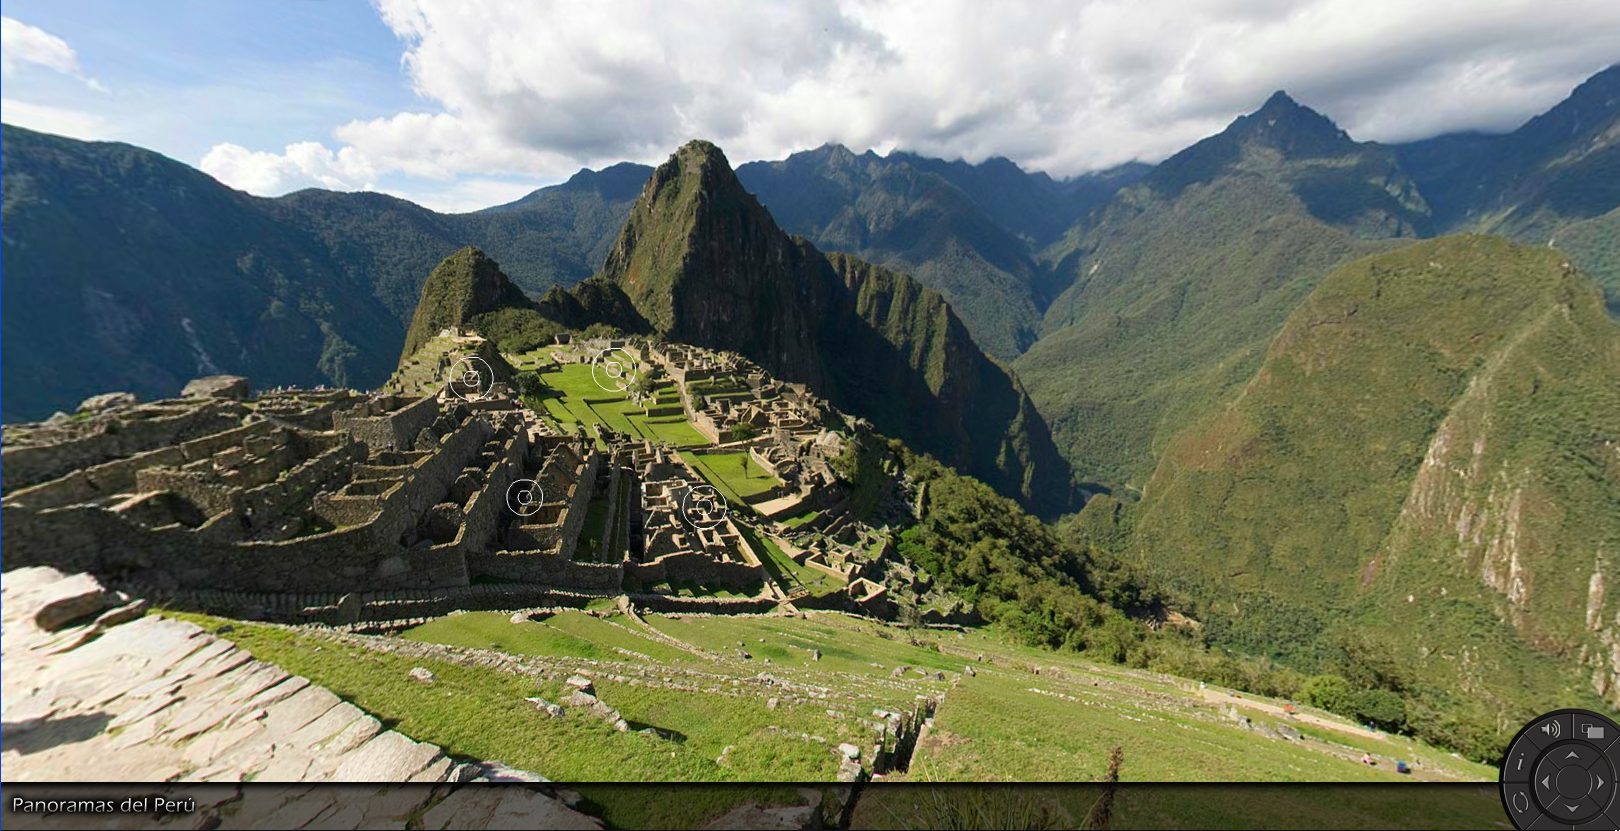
1540,720,1562,738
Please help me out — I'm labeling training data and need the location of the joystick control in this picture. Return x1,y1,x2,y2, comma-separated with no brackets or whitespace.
1502,709,1620,828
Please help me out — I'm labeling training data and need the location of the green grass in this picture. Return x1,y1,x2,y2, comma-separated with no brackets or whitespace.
680,450,780,505
525,362,710,448
165,611,864,788
577,493,612,562
404,610,695,664
155,605,1491,795
740,523,844,597
779,510,821,529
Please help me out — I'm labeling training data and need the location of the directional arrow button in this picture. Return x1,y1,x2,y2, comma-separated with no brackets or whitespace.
1549,795,1600,823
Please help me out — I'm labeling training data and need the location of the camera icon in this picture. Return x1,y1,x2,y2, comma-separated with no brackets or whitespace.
679,484,728,530
505,478,545,517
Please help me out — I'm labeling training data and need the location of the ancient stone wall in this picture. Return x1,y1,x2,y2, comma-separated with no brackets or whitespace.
2,402,245,491
332,394,439,452
625,551,765,590
1,418,493,594
4,420,280,511
464,550,623,589
627,593,777,614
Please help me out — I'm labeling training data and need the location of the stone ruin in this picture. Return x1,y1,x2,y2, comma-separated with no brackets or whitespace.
1,368,773,623
2,336,958,628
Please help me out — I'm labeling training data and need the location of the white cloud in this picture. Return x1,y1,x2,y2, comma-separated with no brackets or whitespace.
200,141,376,194
1,16,106,91
203,0,1620,202
382,177,545,213
0,98,113,140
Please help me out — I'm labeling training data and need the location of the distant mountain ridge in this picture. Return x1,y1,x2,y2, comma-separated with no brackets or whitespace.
735,144,1144,358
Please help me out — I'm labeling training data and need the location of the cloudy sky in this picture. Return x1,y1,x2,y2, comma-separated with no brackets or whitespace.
3,0,1617,212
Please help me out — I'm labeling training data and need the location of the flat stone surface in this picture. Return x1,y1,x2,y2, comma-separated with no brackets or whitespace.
2,568,566,794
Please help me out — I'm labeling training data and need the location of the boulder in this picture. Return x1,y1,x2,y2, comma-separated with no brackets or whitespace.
32,573,111,631
837,742,860,761
78,392,136,413
182,375,252,400
565,675,595,695
408,667,436,684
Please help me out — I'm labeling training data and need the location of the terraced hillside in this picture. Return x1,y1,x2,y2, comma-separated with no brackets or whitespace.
175,607,1494,790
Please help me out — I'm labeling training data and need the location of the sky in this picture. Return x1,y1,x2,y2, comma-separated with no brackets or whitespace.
3,0,1617,213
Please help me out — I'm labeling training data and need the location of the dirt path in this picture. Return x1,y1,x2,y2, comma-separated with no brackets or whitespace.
1200,688,1386,741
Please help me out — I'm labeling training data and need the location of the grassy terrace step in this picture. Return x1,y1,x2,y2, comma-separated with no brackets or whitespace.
159,606,1495,791
522,362,709,448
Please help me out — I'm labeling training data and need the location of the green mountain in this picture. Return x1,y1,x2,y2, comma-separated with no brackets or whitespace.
1104,235,1620,755
600,140,1077,515
0,124,643,420
0,125,403,420
1016,92,1427,490
736,145,1141,358
399,246,538,360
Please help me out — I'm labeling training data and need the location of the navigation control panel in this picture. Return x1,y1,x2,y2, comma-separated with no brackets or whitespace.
1502,709,1620,829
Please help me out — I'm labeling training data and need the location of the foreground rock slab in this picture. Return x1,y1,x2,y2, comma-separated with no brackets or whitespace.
0,566,597,830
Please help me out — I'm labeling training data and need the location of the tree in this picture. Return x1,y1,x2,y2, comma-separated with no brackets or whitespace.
630,371,658,401
1301,674,1357,715
513,371,544,398
727,422,760,443
1352,688,1407,731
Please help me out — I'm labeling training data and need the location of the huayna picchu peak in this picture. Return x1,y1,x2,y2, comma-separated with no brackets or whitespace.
597,140,1079,516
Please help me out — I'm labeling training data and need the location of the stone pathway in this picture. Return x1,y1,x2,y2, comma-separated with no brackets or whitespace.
2,566,602,828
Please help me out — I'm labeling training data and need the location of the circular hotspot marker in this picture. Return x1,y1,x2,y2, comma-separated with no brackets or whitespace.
505,478,545,517
590,347,638,394
445,356,496,402
679,484,729,530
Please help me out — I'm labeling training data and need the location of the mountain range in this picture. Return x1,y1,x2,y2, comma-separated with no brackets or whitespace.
5,63,1619,744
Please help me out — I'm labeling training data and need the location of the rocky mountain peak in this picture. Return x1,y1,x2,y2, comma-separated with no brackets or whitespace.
399,246,532,362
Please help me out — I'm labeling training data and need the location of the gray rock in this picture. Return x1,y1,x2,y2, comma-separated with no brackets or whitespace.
837,742,860,760
182,375,252,400
408,667,436,684
565,674,595,695
526,697,564,718
78,392,136,412
32,573,110,631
